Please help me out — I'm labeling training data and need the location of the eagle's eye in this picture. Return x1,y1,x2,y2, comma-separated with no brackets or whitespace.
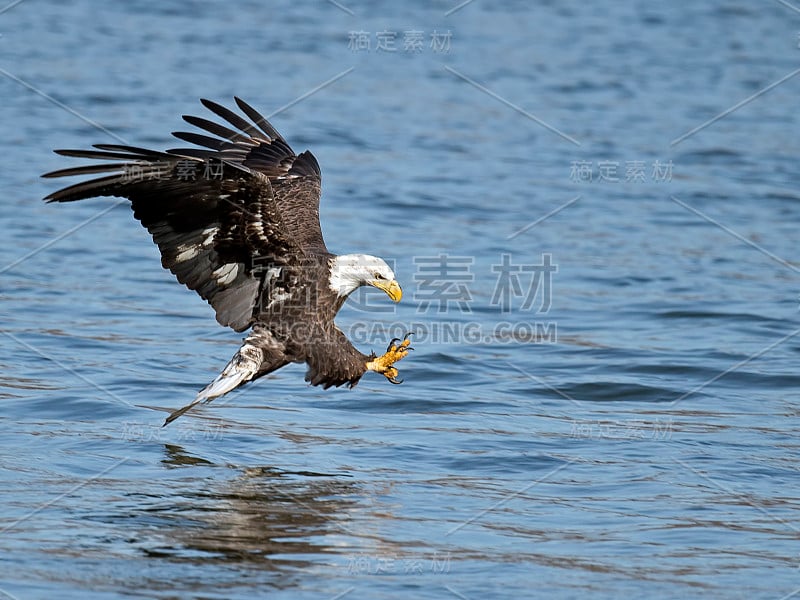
374,272,385,280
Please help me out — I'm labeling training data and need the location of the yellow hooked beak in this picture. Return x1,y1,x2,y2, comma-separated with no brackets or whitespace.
371,279,403,303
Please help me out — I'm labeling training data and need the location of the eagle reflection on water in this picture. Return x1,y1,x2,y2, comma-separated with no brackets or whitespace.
147,444,392,576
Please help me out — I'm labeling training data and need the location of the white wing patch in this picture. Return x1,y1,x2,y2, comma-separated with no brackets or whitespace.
168,226,218,263
201,226,217,246
174,243,201,263
212,263,240,285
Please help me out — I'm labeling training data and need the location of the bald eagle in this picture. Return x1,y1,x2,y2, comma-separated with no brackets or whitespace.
43,97,412,425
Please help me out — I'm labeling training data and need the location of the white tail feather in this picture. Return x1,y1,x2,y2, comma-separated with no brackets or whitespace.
163,343,262,425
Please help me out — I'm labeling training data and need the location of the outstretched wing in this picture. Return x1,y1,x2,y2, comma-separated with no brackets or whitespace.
43,146,298,332
43,98,327,332
168,97,326,254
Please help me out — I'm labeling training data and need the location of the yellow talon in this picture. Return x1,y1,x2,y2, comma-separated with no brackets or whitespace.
366,333,413,384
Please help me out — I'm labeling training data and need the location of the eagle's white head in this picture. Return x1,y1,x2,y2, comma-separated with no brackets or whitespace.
328,254,402,302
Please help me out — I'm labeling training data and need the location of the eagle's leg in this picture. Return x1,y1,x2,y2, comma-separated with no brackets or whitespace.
365,332,413,384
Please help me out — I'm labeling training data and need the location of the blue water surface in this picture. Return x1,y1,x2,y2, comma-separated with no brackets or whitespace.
1,2,800,598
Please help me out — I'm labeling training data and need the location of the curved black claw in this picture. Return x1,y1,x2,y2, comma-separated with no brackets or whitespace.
386,337,401,353
403,332,414,341
388,376,404,384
